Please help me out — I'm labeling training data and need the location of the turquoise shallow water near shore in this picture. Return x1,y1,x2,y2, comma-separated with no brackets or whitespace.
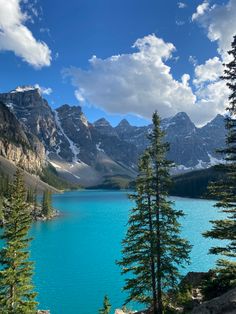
29,190,222,314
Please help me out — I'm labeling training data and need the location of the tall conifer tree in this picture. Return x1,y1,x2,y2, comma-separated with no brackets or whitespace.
99,295,111,314
118,112,191,314
42,189,53,218
204,35,236,285
0,169,38,313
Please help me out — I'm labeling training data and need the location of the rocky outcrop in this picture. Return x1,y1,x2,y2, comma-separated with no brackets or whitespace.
192,287,236,314
0,87,74,162
181,271,209,288
0,101,45,174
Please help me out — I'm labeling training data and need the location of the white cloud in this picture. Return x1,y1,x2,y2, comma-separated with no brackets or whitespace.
64,33,231,126
178,2,187,9
192,0,236,60
189,0,236,123
194,80,230,125
34,84,53,95
0,0,51,68
192,2,209,21
193,57,223,86
64,34,197,121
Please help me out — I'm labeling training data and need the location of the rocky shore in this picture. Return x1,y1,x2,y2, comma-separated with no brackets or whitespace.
115,272,236,314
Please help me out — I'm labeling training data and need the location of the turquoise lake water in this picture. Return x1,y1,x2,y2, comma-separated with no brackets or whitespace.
29,190,223,314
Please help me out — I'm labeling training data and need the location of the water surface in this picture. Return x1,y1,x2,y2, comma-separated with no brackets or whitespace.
30,190,222,314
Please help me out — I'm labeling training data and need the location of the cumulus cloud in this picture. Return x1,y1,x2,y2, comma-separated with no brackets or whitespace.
0,0,51,68
189,0,236,122
193,57,223,86
64,33,232,125
64,34,197,121
192,0,236,60
194,80,230,125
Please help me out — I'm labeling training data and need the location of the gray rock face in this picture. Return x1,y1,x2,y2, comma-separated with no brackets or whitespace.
192,287,236,314
56,104,96,165
0,87,75,162
0,101,45,173
94,118,118,137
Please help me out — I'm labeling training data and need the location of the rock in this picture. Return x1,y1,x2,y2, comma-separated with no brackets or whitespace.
115,309,149,314
37,311,50,314
0,101,45,174
191,287,236,314
181,271,209,288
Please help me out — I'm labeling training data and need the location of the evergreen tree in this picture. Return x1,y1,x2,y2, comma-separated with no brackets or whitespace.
26,188,34,204
118,112,191,314
0,169,38,313
98,295,111,314
203,35,236,287
33,187,38,216
41,190,53,218
0,195,3,224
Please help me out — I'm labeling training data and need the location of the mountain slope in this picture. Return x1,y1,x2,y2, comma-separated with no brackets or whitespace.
0,101,45,174
0,86,227,187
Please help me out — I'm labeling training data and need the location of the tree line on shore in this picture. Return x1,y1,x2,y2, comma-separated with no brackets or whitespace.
0,36,236,314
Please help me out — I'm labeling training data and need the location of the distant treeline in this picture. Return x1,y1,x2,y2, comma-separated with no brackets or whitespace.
170,166,225,199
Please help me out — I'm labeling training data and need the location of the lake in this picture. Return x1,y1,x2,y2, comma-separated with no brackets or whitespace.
30,190,222,314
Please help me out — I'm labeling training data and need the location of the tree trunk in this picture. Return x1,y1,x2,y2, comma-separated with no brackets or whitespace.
147,193,158,314
155,164,163,314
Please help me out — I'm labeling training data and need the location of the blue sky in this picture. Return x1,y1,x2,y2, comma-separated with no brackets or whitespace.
0,0,235,126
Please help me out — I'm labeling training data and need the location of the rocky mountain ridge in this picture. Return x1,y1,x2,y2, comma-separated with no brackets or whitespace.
0,86,227,186
0,101,45,174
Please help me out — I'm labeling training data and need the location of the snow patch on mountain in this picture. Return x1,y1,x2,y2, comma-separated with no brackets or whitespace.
54,110,80,162
11,86,36,93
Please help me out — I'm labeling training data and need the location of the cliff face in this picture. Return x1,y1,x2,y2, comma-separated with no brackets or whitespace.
0,87,72,161
0,101,45,174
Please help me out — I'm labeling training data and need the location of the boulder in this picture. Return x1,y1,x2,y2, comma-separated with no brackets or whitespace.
192,287,236,314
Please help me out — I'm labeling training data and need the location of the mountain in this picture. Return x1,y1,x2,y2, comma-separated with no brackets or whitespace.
163,112,226,171
0,101,45,174
0,86,227,187
0,87,75,162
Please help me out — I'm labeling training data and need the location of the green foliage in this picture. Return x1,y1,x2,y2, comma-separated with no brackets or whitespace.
26,188,35,204
118,112,191,314
172,285,193,311
0,171,11,199
0,169,38,313
202,262,236,301
99,295,111,314
90,175,133,190
0,196,3,223
203,35,236,293
170,167,224,198
42,190,53,218
40,164,80,190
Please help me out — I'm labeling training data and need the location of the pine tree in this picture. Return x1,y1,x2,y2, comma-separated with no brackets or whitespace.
203,35,236,288
26,188,35,205
0,169,38,313
98,295,111,314
118,112,191,314
0,195,3,224
42,189,53,218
